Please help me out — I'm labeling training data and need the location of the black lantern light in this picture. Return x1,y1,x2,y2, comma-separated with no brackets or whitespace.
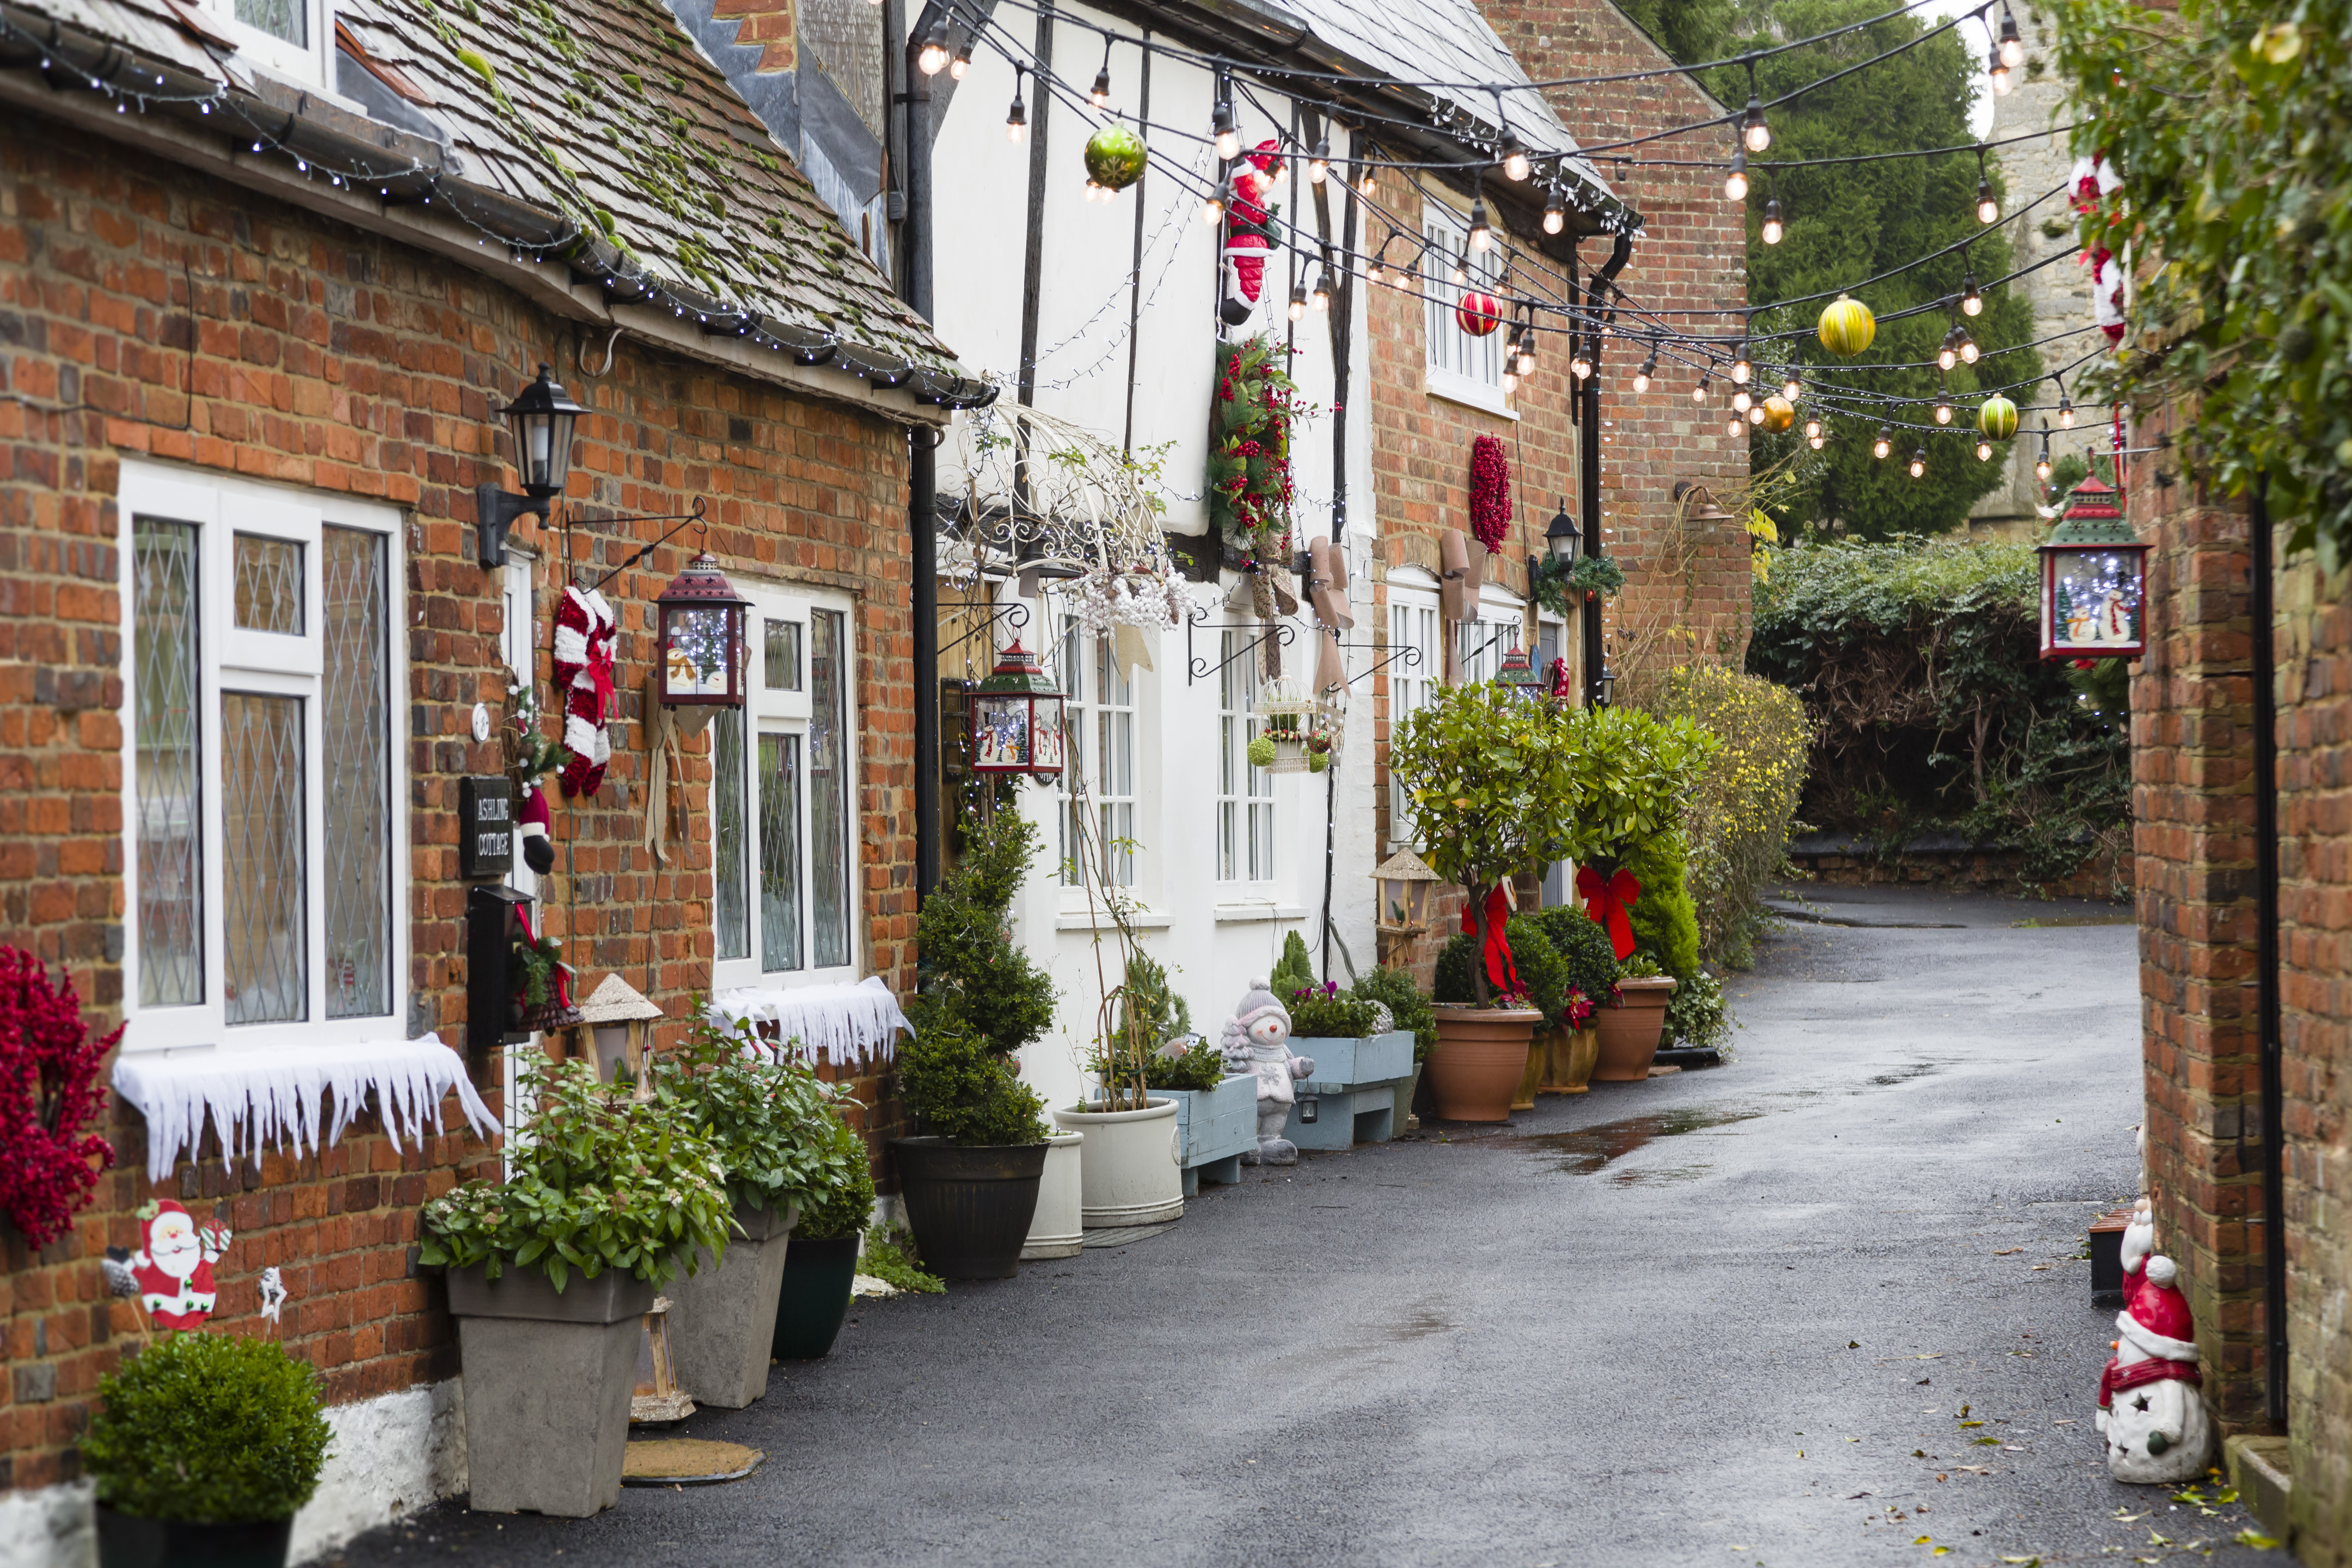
969,641,1067,777
477,363,587,567
2037,476,2148,660
655,553,750,707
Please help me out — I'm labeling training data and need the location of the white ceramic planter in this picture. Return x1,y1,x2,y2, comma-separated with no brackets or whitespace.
1021,1130,1085,1259
1051,1098,1183,1227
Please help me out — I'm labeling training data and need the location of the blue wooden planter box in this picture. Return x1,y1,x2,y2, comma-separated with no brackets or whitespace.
1160,1074,1259,1196
1284,1031,1415,1151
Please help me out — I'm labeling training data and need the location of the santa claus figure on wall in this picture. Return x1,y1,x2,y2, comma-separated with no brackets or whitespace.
2097,1203,2214,1483
125,1199,232,1331
1220,140,1284,328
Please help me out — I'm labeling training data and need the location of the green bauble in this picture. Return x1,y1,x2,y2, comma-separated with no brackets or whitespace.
1083,125,1148,191
1976,394,2019,441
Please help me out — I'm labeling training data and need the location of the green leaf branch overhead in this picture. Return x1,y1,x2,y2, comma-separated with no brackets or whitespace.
2048,0,2352,565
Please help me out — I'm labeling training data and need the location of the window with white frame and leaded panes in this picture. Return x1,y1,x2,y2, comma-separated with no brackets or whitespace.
1217,628,1276,883
1053,617,1137,889
710,586,860,990
119,463,406,1052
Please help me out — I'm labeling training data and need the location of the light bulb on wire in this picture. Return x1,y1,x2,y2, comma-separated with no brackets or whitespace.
1783,373,1802,402
1962,274,1983,316
1006,78,1027,142
1728,418,1744,437
1309,138,1330,184
2035,433,2054,482
1741,90,1771,154
1804,416,1823,441
1809,428,1826,450
1732,387,1753,413
1571,348,1592,380
1451,250,1470,286
1988,44,2012,96
1748,404,1767,426
1633,350,1657,394
1212,101,1239,161
1467,198,1492,253
949,41,972,79
2057,385,2075,428
1288,280,1308,322
1312,265,1331,313
1724,149,1749,203
1976,439,1995,462
1934,393,1955,425
1693,372,1712,406
916,21,951,75
1976,175,2000,225
1503,368,1519,397
1201,181,1228,224
1998,7,2025,68
1761,197,1784,245
1089,50,1112,106
1873,425,1893,460
1958,328,1980,365
1501,135,1530,182
1938,327,1962,372
1543,192,1566,235
1909,448,1928,479
1730,344,1751,384
1519,338,1539,378
1357,156,1379,198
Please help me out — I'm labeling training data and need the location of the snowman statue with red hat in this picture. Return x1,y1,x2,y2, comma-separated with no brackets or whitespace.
2097,1203,2214,1483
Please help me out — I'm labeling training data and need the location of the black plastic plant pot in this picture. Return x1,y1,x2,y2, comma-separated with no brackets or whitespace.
889,1137,1049,1279
96,1505,293,1568
772,1233,861,1359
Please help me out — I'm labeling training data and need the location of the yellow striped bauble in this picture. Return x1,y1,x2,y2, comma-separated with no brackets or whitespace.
1817,293,1876,357
1976,394,2019,440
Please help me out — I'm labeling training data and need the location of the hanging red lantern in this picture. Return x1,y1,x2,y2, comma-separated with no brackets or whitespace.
655,553,750,706
1455,291,1502,337
2037,476,2148,660
968,641,1067,777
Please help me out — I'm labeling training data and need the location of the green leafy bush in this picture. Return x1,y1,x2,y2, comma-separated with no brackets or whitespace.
898,1020,1049,1147
910,811,1056,1057
1618,952,1665,979
1350,967,1436,1061
1643,666,1810,969
83,1332,332,1523
1283,983,1380,1040
1622,830,1702,985
1269,930,1315,996
1532,904,1621,1009
860,1222,943,1295
656,1015,867,1217
1664,971,1734,1051
420,1058,733,1290
1748,535,2128,887
1433,915,1570,1030
792,1111,876,1242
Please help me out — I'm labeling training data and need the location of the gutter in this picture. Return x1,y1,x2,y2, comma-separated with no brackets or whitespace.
0,3,996,421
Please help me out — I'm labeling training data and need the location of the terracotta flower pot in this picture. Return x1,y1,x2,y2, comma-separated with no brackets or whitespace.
1512,1032,1546,1111
1427,1007,1541,1122
1543,1027,1600,1094
1592,977,1679,1081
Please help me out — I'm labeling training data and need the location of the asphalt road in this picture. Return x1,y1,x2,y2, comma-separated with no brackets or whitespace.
336,886,2293,1568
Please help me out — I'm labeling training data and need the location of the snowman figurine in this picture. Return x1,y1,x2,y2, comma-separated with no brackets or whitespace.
1221,979,1315,1166
2096,1205,2213,1483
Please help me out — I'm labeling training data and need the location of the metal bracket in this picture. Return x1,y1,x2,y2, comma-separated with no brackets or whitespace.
1332,639,1424,689
940,601,1030,665
1458,622,1521,669
1186,603,1295,687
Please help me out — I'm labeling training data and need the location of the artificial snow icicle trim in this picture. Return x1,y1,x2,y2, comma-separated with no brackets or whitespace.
111,1034,499,1184
705,977,912,1067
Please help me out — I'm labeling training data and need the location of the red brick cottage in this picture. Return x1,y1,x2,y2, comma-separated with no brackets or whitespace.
0,0,984,1557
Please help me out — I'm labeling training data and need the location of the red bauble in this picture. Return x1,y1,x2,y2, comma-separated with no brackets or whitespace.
1455,292,1502,337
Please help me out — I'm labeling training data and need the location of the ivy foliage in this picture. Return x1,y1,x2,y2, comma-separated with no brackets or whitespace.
83,1332,332,1524
419,1058,733,1290
1748,536,2129,884
2048,1,2352,566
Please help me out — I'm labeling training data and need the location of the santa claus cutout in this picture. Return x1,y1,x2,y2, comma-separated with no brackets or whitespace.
127,1199,233,1331
2096,1204,2213,1483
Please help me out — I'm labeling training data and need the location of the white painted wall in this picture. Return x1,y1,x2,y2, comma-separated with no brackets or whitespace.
0,1380,465,1568
926,7,1383,1111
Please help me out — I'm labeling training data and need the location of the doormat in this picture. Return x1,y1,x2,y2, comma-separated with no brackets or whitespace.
1080,1223,1176,1248
621,1440,764,1486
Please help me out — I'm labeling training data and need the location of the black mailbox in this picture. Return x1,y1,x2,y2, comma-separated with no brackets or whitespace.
459,776,516,878
467,884,534,1054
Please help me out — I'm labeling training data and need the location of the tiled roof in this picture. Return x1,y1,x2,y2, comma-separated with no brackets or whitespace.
2,0,979,382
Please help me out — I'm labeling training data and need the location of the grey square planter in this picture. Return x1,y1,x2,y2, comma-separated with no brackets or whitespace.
1285,1031,1416,1151
1159,1074,1258,1196
666,1200,798,1410
446,1262,655,1516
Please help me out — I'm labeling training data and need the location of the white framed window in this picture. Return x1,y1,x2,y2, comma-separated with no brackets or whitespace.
118,462,405,1054
1535,610,1570,701
1386,580,1438,850
1423,204,1513,417
1454,591,1528,687
195,0,334,86
1052,618,1137,889
712,583,860,990
1217,629,1275,883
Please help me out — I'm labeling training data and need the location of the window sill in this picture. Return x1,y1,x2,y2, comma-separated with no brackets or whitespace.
1053,902,1173,932
1423,371,1518,420
1212,901,1308,924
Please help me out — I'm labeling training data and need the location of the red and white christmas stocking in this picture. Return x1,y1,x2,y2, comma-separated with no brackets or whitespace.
551,585,617,798
518,783,553,873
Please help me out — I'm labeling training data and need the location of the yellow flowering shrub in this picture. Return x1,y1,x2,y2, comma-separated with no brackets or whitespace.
1645,667,1811,968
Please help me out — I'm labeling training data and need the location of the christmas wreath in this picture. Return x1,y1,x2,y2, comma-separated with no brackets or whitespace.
1207,334,1306,565
1533,552,1627,615
0,947,119,1247
1469,436,1511,550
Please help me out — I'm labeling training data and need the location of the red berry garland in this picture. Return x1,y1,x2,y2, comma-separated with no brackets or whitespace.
0,947,119,1248
1469,435,1512,551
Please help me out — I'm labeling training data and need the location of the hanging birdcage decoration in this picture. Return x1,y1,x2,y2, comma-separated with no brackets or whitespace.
1255,676,1316,774
2038,476,2147,660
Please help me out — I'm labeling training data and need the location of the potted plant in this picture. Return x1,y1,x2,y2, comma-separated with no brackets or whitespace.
82,1331,332,1568
773,1110,875,1358
1387,683,1584,1120
1350,966,1436,1132
1592,952,1679,1080
1534,904,1620,1093
1076,954,1250,1201
419,1058,732,1516
896,810,1057,1278
1280,981,1414,1146
1436,914,1570,1109
656,1015,863,1407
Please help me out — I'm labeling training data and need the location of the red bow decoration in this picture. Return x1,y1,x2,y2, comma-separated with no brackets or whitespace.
1457,885,1517,995
1576,866,1643,960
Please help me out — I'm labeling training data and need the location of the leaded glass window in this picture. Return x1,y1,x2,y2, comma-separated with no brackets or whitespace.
758,732,803,972
232,534,304,634
223,693,307,1024
713,707,749,960
133,519,202,1008
808,610,852,969
234,0,305,46
322,526,388,1018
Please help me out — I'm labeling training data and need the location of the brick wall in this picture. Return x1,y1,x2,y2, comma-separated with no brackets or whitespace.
1481,0,1754,681
0,111,910,1492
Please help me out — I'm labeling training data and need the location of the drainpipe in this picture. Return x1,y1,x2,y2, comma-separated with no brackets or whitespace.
904,10,942,900
2250,476,2287,1428
1581,231,1634,706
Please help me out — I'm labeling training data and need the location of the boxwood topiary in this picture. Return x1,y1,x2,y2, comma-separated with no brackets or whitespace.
1533,904,1622,1008
897,1020,1049,1147
82,1332,332,1524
